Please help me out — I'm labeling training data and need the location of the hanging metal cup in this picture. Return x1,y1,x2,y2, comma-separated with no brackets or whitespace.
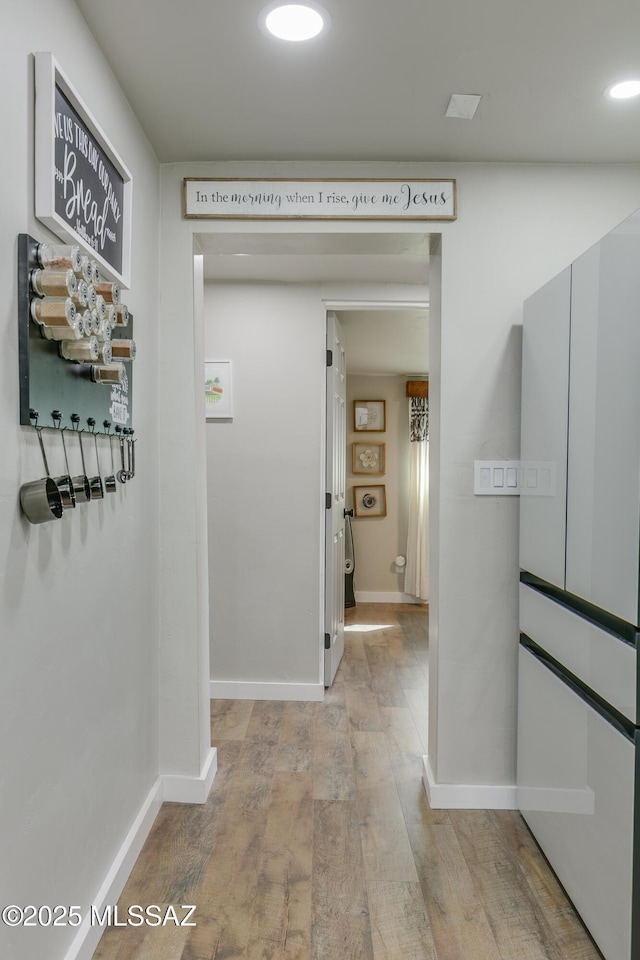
115,426,129,483
51,411,76,509
103,421,117,493
86,419,104,500
69,415,91,502
19,424,64,524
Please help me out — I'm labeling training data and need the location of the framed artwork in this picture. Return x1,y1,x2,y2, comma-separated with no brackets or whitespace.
354,399,386,432
353,442,385,476
34,53,133,288
353,484,387,518
205,360,233,419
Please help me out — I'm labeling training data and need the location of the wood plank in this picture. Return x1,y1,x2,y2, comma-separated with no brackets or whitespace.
245,700,286,743
451,809,566,960
402,687,429,754
244,772,313,959
312,800,368,916
275,702,313,773
312,701,356,801
344,680,383,733
494,812,602,959
351,731,405,823
210,699,254,741
362,642,408,708
359,815,419,882
408,819,502,960
367,881,436,960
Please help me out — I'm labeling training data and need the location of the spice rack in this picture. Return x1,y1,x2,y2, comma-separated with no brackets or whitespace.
18,234,136,430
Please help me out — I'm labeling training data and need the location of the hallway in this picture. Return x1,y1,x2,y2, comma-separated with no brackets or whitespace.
93,604,600,960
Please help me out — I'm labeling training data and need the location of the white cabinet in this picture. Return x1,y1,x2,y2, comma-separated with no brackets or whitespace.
521,212,640,624
518,646,636,960
566,231,640,624
518,208,640,960
519,268,570,591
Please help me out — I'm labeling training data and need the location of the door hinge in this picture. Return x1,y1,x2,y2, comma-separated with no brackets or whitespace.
326,492,332,510
324,632,331,649
326,349,333,367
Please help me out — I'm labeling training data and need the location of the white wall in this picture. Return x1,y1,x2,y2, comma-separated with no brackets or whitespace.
160,160,640,794
204,282,324,687
0,3,161,958
347,375,410,596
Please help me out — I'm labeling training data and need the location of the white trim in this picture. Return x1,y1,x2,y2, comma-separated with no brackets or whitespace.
210,680,324,701
355,590,427,604
62,780,163,960
422,756,517,810
62,749,218,960
162,747,218,804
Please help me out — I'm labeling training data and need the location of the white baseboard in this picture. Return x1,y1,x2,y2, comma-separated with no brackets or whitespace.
63,780,164,960
422,755,517,810
355,591,428,604
210,680,324,701
162,746,218,804
65,749,218,960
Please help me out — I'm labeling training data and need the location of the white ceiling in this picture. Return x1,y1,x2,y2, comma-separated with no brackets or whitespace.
72,0,636,380
74,0,640,164
338,309,429,376
198,232,429,282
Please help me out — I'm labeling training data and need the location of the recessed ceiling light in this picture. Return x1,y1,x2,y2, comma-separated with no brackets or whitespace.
445,94,482,120
260,3,329,42
608,79,640,99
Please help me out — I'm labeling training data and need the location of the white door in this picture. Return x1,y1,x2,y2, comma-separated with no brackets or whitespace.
325,311,346,686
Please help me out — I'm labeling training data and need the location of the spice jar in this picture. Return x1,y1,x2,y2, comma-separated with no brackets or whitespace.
110,339,136,361
59,336,100,363
30,297,76,326
31,269,78,298
91,362,125,384
37,243,82,273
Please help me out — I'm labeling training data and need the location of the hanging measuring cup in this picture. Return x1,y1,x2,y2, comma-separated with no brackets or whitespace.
69,414,91,502
51,411,76,509
19,419,64,523
115,426,129,483
86,418,104,500
103,421,117,493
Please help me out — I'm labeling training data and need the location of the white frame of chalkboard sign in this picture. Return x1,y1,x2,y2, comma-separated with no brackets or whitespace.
34,52,132,288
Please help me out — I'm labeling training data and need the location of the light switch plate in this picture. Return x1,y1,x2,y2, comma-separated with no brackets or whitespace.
474,460,557,496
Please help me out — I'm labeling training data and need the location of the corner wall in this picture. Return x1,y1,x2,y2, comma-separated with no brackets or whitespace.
0,3,161,958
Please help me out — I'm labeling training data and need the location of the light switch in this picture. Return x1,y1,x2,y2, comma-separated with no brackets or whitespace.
474,460,521,496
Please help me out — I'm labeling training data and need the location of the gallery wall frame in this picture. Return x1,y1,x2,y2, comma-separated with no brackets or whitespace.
353,484,387,518
352,442,385,476
34,52,133,288
205,360,233,420
354,399,386,432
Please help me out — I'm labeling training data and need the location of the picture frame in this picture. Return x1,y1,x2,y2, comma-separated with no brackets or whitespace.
353,484,387,518
34,52,133,288
205,360,233,420
352,442,385,476
354,399,386,432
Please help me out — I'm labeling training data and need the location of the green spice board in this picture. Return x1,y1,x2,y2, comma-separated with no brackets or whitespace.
18,234,134,430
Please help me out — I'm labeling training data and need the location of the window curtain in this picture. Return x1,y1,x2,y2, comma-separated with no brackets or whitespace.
404,397,429,600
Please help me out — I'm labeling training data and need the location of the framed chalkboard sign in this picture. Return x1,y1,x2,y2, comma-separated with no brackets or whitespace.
34,53,132,288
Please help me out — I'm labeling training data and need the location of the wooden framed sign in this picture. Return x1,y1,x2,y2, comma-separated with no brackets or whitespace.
183,179,456,221
35,52,132,288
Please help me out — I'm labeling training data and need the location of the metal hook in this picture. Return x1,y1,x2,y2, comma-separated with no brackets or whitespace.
35,425,51,477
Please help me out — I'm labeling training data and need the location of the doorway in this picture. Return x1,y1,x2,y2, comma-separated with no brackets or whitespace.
198,229,434,698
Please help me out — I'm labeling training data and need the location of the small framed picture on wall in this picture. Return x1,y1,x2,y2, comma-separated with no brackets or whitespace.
354,399,386,432
353,484,387,518
352,442,385,476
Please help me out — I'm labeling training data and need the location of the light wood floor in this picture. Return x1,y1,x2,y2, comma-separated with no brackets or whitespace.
93,603,602,960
